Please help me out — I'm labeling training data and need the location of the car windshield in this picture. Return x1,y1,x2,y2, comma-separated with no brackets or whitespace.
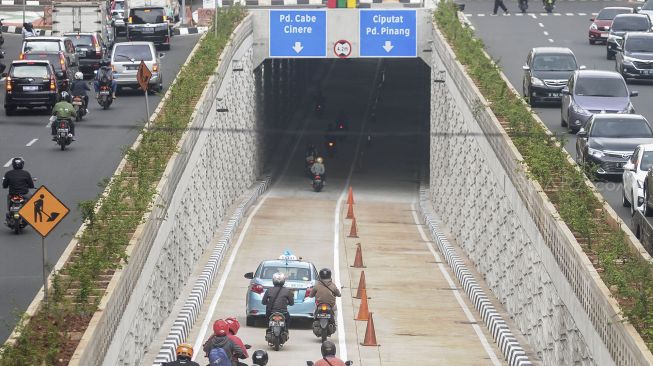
641,151,653,170
591,119,653,138
625,37,653,52
130,8,165,24
597,8,632,20
575,76,628,97
260,265,311,281
23,41,61,53
67,34,94,48
10,64,49,78
612,16,650,31
532,54,577,71
642,1,653,10
22,54,62,72
113,45,153,61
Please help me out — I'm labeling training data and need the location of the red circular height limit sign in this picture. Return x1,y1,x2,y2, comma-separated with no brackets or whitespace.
334,40,352,59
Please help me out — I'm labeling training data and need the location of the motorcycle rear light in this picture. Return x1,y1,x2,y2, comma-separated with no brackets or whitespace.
59,121,66,128
272,315,283,321
251,284,264,294
321,304,327,311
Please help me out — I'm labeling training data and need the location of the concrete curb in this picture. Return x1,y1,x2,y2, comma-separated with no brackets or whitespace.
174,26,209,35
417,183,533,366
152,176,271,365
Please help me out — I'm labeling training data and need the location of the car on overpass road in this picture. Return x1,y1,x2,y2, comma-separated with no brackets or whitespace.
561,70,637,133
576,114,653,177
622,144,653,215
606,14,652,60
522,47,582,106
244,252,318,327
615,32,653,81
589,7,634,45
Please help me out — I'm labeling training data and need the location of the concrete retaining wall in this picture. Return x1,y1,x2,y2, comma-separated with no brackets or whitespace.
427,23,653,366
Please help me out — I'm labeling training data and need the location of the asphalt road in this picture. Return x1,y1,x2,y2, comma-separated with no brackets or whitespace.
462,0,649,228
0,32,201,343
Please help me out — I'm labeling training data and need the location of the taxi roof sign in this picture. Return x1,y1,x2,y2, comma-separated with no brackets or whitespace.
279,250,298,261
18,185,70,238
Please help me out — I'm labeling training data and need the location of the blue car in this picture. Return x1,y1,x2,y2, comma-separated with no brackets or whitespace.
244,252,319,326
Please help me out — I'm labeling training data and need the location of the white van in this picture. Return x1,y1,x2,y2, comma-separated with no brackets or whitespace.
111,41,164,92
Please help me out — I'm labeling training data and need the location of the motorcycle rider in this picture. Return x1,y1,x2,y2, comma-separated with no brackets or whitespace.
70,71,90,114
310,157,326,183
309,268,341,316
224,317,248,366
202,319,245,366
51,91,76,139
2,157,34,211
162,343,200,366
94,60,118,99
261,272,294,330
313,341,347,366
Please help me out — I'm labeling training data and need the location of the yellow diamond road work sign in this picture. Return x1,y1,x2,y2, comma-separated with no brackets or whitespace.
18,186,70,238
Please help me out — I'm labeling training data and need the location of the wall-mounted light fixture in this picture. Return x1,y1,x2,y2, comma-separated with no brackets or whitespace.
232,59,244,72
216,97,228,112
433,70,446,83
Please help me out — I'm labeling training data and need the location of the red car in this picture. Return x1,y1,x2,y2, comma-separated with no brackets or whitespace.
589,7,634,44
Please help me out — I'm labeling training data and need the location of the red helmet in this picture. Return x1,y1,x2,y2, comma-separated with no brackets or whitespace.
225,317,240,335
213,319,229,336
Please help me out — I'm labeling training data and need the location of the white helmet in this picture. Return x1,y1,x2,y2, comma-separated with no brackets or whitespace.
272,272,286,287
74,72,83,80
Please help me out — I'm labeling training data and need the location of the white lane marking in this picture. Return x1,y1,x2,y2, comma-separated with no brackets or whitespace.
3,158,13,168
565,12,574,15
538,22,544,27
529,13,537,19
26,138,38,147
579,12,587,15
477,13,485,16
553,13,561,16
548,38,555,42
543,31,549,36
191,192,270,359
410,206,502,366
515,13,523,16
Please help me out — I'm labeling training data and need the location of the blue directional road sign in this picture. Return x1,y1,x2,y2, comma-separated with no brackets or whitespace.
269,10,327,58
359,10,416,58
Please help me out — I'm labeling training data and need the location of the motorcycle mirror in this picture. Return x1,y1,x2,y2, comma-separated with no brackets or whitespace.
1,72,6,78
244,272,254,279
345,362,353,366
158,52,165,58
590,17,594,21
245,344,252,349
306,362,315,366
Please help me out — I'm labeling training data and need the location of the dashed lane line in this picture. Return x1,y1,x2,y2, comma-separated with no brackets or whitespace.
538,22,544,27
543,30,549,35
3,158,13,168
549,38,555,42
26,138,37,147
466,11,597,17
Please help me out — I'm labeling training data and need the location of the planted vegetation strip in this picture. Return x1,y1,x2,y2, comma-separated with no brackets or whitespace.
435,1,653,351
0,7,247,365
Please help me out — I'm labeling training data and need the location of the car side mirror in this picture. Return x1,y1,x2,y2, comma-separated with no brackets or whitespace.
244,272,254,279
1,72,7,78
577,128,588,137
306,362,314,366
561,86,570,95
522,65,530,71
590,17,595,21
631,90,639,97
624,162,636,172
244,344,251,349
55,71,64,78
158,52,165,58
579,65,586,70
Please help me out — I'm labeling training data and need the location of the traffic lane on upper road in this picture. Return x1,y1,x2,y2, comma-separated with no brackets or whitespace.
461,0,628,16
465,11,648,225
0,33,201,343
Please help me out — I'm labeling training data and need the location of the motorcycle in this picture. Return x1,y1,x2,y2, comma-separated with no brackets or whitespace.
265,312,289,351
97,84,113,109
544,0,554,13
312,303,336,341
6,194,27,234
54,118,73,150
518,0,528,13
312,175,324,193
325,139,336,158
72,96,86,121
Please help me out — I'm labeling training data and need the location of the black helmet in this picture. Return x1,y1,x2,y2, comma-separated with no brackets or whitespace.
11,157,24,170
252,350,268,366
99,59,110,67
60,91,71,103
321,341,336,357
319,268,331,280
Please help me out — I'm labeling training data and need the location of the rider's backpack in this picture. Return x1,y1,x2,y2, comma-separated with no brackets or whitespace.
208,347,230,365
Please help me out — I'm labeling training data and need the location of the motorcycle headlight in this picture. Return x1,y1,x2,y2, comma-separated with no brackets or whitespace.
588,147,605,158
590,23,598,30
531,77,545,86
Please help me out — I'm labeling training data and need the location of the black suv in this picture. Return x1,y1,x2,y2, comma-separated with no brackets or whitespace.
127,6,171,50
3,60,60,115
64,32,107,76
607,14,652,59
616,32,653,80
22,51,76,91
522,47,583,106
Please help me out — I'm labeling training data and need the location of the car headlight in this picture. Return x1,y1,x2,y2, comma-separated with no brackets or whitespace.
619,103,635,114
531,77,544,86
572,103,590,115
590,23,598,30
622,55,635,64
588,147,605,158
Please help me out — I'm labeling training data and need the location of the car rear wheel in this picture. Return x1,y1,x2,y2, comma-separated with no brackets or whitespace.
623,187,631,207
631,190,638,216
561,108,567,127
528,90,536,107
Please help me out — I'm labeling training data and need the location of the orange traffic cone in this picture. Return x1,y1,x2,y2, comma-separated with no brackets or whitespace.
355,288,370,321
351,242,365,268
346,202,354,219
348,218,359,238
347,186,354,205
361,312,379,346
354,271,367,299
